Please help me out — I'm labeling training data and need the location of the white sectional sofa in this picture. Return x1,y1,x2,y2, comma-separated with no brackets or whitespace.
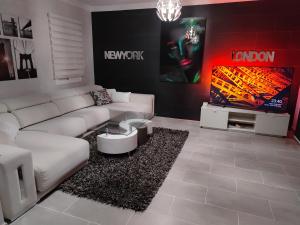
0,85,155,221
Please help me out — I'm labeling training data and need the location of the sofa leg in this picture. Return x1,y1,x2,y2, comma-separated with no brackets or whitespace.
0,146,37,221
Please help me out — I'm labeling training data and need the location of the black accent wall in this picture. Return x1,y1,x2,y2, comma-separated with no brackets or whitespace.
92,1,300,121
92,8,208,120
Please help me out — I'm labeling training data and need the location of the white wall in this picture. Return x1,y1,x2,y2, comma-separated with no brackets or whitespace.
0,0,94,98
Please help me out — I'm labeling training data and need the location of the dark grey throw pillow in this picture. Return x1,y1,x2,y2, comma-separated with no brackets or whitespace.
90,89,113,106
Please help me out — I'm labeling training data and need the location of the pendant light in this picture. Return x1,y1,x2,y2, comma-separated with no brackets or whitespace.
156,0,182,22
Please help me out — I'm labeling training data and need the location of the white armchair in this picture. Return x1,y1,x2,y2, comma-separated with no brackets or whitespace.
0,145,37,221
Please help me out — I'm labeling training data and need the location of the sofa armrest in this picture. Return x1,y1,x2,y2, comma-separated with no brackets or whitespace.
0,201,5,225
130,93,155,116
0,145,37,221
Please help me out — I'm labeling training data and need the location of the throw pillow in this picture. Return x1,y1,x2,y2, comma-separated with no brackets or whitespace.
106,89,117,98
90,89,112,106
112,91,131,103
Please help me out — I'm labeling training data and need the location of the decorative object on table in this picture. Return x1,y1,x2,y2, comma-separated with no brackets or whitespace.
156,0,182,22
90,89,113,106
12,39,37,79
18,17,33,39
160,17,206,83
59,127,189,211
0,38,15,81
1,14,18,37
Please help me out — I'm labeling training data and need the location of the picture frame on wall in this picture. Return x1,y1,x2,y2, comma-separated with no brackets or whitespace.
18,17,33,39
160,17,206,84
1,14,19,37
0,38,16,81
12,39,37,79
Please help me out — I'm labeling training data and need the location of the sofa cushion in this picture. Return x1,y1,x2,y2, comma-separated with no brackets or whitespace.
23,116,87,137
52,94,95,114
1,94,50,111
101,102,153,115
0,103,7,113
112,92,131,103
64,106,110,129
12,103,61,128
107,89,116,98
15,131,89,192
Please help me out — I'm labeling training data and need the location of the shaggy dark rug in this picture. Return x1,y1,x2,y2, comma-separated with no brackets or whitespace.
59,127,189,211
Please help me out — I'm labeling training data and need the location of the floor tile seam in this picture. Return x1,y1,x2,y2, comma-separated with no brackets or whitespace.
268,198,300,210
88,222,101,225
207,185,286,204
267,200,276,221
181,173,236,191
253,155,300,170
171,197,239,224
237,157,288,169
235,184,300,205
37,204,92,224
237,211,277,223
204,187,208,204
234,178,238,192
166,196,176,215
235,164,286,175
173,164,211,175
161,188,208,204
215,163,270,177
164,177,209,189
236,177,300,194
205,201,273,220
124,212,135,225
211,172,264,184
63,197,80,213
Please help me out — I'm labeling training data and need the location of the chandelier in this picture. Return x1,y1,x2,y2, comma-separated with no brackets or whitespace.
156,0,182,22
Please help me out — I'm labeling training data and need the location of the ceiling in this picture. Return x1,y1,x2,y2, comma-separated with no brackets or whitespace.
63,0,257,11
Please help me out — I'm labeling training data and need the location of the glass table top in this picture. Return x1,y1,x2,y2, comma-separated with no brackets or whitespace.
96,111,152,136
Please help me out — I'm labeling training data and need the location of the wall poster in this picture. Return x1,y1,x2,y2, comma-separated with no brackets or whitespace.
160,17,206,84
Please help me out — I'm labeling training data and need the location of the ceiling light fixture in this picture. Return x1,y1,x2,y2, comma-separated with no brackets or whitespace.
156,0,182,22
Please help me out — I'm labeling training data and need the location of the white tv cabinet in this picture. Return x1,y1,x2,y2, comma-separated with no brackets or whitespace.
200,102,290,137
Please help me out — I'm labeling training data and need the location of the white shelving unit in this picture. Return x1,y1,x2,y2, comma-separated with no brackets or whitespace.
200,102,290,137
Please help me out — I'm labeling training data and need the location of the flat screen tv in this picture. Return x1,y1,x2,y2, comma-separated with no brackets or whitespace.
210,66,293,113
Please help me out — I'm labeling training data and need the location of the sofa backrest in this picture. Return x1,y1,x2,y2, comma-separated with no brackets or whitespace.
12,103,61,128
1,94,51,112
49,86,95,114
52,95,94,114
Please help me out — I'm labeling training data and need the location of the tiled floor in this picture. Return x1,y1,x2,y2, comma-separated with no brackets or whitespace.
11,116,300,225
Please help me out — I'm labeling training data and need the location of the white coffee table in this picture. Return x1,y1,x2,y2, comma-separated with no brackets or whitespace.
96,111,152,154
97,127,138,154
